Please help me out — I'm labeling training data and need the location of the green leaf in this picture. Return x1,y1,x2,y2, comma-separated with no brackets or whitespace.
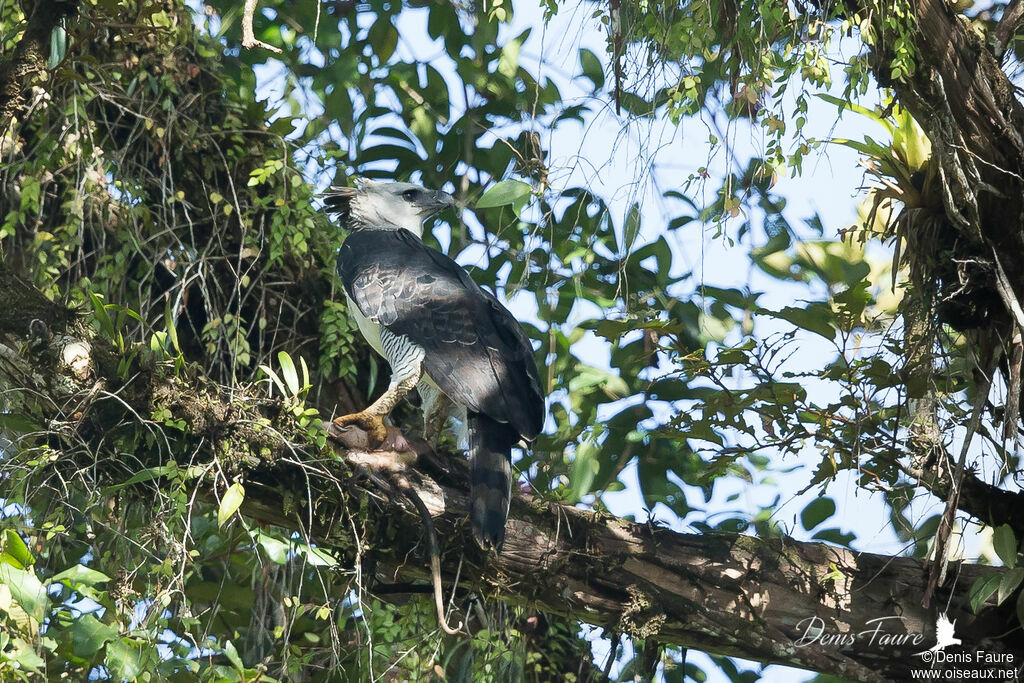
993,524,1018,568
810,528,856,547
299,544,338,567
765,305,835,340
568,365,629,397
968,573,1002,613
998,567,1024,605
620,202,641,255
48,25,67,69
476,180,532,212
800,497,836,531
0,413,43,434
102,463,179,494
278,351,300,397
256,532,290,564
497,30,527,79
218,482,245,527
49,564,112,588
568,434,600,502
579,48,604,90
7,638,44,672
816,93,895,133
259,364,286,398
164,298,181,355
223,639,245,673
0,563,49,622
106,637,146,680
89,291,115,339
2,530,33,568
70,614,118,657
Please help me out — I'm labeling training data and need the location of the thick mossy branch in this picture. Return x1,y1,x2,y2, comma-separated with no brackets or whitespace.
0,274,1021,680
0,0,77,127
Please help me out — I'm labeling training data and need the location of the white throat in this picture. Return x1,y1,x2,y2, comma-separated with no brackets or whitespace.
350,193,425,237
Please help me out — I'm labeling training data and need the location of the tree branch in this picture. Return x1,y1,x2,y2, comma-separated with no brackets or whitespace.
0,0,78,129
904,458,1024,538
0,271,1020,680
995,0,1024,58
241,0,282,53
247,435,1022,681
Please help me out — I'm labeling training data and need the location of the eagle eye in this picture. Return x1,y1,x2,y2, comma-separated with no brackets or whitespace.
402,189,419,202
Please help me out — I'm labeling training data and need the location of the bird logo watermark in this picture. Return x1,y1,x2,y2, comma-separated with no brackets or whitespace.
916,613,961,658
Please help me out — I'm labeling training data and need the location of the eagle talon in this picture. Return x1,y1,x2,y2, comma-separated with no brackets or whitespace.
332,411,388,446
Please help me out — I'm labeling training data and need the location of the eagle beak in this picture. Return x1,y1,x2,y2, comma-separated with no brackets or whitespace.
432,190,456,212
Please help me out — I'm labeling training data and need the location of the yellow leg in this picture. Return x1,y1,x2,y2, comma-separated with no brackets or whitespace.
337,330,425,448
332,410,388,445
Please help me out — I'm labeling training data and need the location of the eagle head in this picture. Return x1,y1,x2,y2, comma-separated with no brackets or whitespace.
323,179,454,237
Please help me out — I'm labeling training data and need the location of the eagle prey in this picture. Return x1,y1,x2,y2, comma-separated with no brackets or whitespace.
324,179,544,551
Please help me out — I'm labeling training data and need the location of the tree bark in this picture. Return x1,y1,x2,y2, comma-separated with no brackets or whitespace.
0,0,78,128
0,275,1019,682
873,0,1024,270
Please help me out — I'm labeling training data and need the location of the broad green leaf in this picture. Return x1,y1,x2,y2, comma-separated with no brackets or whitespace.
568,365,629,398
816,93,895,133
49,564,112,588
106,637,146,680
259,364,286,397
765,305,835,340
497,30,527,79
255,531,290,564
800,497,836,531
968,573,1002,613
476,180,532,211
1,530,33,568
278,351,300,397
300,544,338,567
0,413,43,434
218,482,246,527
164,298,181,354
223,639,245,673
48,25,67,69
993,524,1018,568
89,291,115,338
7,637,43,672
71,614,118,657
579,48,604,90
997,567,1024,605
0,563,49,622
811,528,857,547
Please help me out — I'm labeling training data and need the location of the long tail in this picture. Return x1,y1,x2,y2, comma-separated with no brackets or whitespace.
468,412,518,551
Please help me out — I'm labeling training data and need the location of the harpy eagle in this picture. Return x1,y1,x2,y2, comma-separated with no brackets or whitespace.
324,179,545,551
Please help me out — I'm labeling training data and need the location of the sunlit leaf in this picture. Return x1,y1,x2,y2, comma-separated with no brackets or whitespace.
993,524,1018,569
218,482,246,527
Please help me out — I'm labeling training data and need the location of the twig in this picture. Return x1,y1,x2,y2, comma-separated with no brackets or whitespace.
995,0,1024,59
922,352,995,608
609,0,623,115
641,637,662,681
241,0,283,54
1005,329,1022,448
602,632,620,679
391,472,463,635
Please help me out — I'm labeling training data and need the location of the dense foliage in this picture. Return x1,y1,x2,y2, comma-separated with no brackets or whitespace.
1,0,1023,679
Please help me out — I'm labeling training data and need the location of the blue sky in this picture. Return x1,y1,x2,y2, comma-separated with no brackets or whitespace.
235,0,992,678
